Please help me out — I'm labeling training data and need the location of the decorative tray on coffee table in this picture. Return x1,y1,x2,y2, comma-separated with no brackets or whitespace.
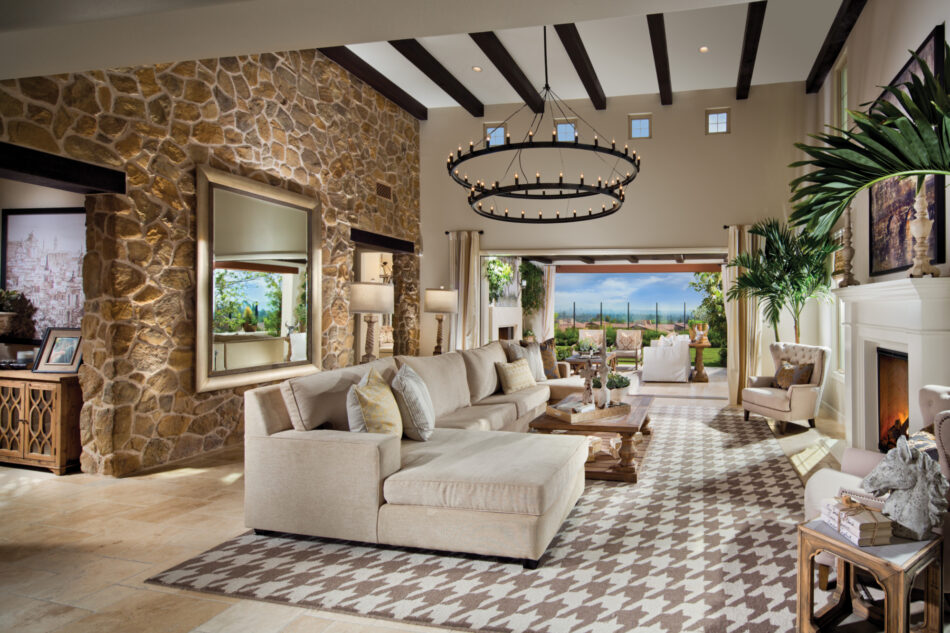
545,395,631,424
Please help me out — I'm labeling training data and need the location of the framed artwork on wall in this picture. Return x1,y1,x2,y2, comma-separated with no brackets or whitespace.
33,327,83,373
1,208,86,337
869,24,946,276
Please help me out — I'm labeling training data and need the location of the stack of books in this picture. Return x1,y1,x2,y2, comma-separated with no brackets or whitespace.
820,489,892,547
552,400,595,415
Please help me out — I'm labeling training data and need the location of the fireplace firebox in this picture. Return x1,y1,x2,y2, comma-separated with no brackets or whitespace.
877,348,909,453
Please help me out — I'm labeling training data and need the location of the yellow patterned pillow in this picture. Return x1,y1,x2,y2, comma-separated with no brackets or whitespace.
495,358,536,394
346,367,403,435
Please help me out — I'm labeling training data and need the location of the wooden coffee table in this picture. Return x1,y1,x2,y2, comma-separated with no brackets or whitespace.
530,395,653,483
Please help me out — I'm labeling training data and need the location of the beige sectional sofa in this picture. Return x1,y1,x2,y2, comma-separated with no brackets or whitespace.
244,341,587,567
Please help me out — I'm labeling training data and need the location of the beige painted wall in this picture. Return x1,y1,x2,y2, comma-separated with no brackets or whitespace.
419,81,814,353
810,0,950,420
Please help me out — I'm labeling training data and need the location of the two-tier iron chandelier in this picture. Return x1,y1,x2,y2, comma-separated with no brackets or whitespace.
446,26,641,224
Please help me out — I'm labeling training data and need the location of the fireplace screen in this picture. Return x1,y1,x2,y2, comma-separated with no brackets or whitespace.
877,348,909,453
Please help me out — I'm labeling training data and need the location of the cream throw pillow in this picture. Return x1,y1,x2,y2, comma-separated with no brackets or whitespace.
390,364,435,441
495,358,536,394
346,367,402,436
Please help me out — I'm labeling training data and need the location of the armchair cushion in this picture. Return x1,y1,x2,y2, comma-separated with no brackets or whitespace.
742,387,791,412
747,375,774,388
774,362,814,390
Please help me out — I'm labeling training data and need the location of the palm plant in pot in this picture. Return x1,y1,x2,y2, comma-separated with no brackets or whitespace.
789,44,950,277
726,219,839,343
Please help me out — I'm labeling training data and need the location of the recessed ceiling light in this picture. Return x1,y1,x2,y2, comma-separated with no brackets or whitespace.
699,46,709,54
472,65,482,72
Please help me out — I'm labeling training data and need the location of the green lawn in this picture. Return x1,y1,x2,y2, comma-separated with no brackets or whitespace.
692,347,724,368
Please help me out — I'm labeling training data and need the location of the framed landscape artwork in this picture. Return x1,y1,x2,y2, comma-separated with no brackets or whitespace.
33,327,83,373
1,208,86,338
869,24,946,276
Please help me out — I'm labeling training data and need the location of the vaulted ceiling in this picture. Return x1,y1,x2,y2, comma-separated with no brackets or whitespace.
0,0,867,119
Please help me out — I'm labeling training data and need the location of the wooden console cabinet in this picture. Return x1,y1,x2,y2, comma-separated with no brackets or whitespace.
0,371,82,475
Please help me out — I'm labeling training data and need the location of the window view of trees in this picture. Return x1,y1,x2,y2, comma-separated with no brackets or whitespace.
213,270,303,337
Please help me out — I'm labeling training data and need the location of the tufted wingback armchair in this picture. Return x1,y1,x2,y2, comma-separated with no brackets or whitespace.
742,342,830,428
803,385,950,591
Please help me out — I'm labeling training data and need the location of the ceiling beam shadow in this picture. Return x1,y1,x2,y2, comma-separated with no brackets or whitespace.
805,0,868,94
389,39,484,117
319,46,428,120
469,31,544,113
553,23,606,110
736,1,768,100
646,14,673,106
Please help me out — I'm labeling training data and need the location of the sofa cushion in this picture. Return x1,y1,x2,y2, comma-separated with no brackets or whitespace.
507,343,545,382
280,357,397,431
542,376,585,401
391,364,435,441
477,384,549,417
496,358,536,394
537,338,560,380
743,387,791,412
458,341,507,402
397,353,471,418
346,368,402,436
385,428,586,515
436,403,517,431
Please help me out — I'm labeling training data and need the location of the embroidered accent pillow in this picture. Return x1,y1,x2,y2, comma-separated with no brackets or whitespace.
390,364,435,441
346,367,402,435
616,330,640,351
495,358,536,394
537,338,560,379
773,362,814,390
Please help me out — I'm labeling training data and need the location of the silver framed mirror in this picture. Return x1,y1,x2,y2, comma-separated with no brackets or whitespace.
196,166,322,392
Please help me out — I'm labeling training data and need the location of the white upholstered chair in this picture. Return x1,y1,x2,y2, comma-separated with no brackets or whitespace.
642,334,690,382
742,342,830,428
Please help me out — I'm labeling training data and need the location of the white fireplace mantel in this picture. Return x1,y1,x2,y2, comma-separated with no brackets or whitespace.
834,278,950,449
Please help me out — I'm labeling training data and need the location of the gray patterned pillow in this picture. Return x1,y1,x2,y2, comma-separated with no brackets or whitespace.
509,342,546,382
390,364,435,441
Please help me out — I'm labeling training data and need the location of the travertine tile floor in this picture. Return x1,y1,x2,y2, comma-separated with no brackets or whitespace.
0,370,845,633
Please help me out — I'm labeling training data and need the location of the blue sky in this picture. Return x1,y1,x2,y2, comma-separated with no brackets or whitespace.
554,273,703,314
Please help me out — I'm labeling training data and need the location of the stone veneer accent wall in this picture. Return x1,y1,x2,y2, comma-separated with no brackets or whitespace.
0,50,420,475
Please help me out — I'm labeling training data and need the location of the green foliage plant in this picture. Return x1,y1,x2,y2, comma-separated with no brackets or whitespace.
688,272,726,348
519,261,544,316
606,373,630,389
0,290,36,339
484,259,513,304
790,45,950,234
726,219,839,343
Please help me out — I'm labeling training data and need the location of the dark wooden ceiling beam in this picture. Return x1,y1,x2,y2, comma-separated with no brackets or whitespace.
805,0,868,94
553,23,606,110
389,38,484,117
525,256,553,264
736,1,768,100
579,256,596,264
646,13,673,106
674,254,685,264
469,31,544,113
318,46,428,120
626,255,640,263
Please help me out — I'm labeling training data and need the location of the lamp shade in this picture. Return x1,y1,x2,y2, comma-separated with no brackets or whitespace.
424,288,458,314
350,282,394,314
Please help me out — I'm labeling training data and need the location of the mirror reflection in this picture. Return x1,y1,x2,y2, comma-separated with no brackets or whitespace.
354,248,394,360
210,186,310,374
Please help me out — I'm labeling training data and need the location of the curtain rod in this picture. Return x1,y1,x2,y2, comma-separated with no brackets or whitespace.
444,230,485,235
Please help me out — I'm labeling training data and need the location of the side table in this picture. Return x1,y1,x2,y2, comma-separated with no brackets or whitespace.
688,341,711,382
797,519,942,632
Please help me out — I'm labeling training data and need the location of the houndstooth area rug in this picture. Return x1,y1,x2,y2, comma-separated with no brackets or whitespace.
148,405,803,633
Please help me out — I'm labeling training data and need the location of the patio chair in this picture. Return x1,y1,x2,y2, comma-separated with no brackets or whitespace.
613,329,642,369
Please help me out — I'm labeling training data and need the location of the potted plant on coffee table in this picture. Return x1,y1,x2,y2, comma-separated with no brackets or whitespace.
606,373,631,401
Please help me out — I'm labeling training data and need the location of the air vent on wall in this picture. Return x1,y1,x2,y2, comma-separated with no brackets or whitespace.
375,181,393,200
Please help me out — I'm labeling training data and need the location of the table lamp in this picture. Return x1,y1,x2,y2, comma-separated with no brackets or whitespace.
351,282,394,364
424,287,458,355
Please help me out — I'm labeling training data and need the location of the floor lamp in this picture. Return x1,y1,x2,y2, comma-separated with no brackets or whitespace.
424,287,458,355
351,282,394,364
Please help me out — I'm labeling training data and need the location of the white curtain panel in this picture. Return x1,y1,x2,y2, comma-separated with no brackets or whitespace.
448,230,480,351
539,265,556,341
724,225,762,405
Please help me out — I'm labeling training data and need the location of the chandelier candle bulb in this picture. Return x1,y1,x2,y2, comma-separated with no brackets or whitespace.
624,145,628,155
468,141,473,152
538,210,542,218
552,129,556,141
559,172,563,184
514,173,519,184
506,133,510,144
574,131,578,143
535,172,540,183
594,135,598,147
611,140,616,150
580,173,584,184
528,131,533,142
